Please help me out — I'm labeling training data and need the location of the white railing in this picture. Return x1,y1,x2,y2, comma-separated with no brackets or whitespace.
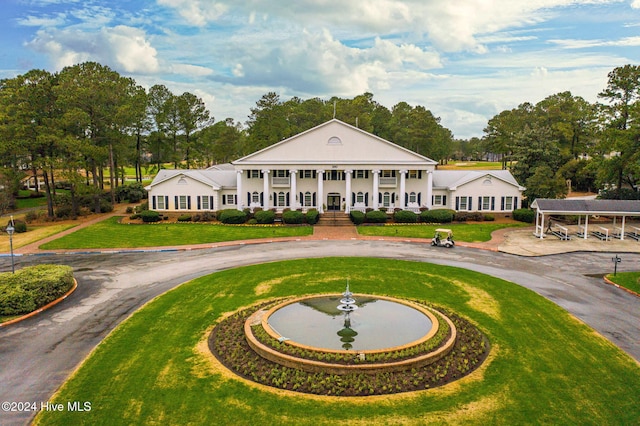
272,177,290,186
379,177,396,186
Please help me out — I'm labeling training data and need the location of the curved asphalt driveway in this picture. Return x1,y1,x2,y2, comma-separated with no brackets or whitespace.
1,241,639,425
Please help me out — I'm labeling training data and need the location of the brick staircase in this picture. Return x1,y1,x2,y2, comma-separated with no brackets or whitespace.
316,212,354,227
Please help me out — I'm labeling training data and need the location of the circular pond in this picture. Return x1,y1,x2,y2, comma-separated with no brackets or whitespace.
266,294,433,351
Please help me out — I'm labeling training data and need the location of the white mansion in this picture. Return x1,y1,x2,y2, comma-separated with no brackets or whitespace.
146,119,525,215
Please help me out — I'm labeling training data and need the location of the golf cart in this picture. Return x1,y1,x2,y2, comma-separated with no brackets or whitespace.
431,228,454,248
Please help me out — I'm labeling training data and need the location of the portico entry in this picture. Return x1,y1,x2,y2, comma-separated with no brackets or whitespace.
327,193,341,211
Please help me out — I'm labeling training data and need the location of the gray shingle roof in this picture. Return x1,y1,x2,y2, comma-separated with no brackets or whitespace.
531,198,640,214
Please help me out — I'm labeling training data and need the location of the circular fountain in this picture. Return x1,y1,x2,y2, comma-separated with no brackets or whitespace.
243,282,458,374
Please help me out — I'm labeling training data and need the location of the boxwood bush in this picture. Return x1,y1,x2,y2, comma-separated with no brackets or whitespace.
420,209,454,223
0,265,74,316
513,208,535,223
350,210,365,225
282,210,304,224
306,209,319,225
140,210,161,223
394,210,418,223
177,214,192,222
365,210,387,223
218,209,247,224
254,210,276,224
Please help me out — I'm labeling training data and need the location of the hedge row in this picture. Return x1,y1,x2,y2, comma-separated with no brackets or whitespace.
0,265,74,316
513,208,535,223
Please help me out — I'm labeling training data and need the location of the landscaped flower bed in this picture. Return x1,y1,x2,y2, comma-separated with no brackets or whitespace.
209,299,489,396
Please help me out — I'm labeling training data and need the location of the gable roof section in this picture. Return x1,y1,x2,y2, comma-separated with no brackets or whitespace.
146,168,236,190
432,170,525,190
233,119,437,167
531,199,640,215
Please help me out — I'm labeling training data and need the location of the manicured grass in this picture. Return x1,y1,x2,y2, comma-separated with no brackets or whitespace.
39,217,313,249
357,222,528,242
606,271,640,294
35,258,640,425
0,224,77,252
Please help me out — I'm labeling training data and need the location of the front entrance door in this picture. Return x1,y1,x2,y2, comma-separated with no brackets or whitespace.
327,194,341,211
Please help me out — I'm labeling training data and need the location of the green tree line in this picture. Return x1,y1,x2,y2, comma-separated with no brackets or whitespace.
1,62,639,217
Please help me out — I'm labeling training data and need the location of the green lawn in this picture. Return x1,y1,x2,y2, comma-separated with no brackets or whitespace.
39,216,313,249
606,271,640,294
35,258,640,425
357,222,528,242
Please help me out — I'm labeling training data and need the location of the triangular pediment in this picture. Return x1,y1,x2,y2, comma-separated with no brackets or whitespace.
233,119,437,167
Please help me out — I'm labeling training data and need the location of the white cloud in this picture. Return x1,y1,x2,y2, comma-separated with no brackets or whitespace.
632,0,640,9
169,63,214,77
550,36,640,48
16,13,67,27
157,0,227,26
225,29,441,95
25,25,159,73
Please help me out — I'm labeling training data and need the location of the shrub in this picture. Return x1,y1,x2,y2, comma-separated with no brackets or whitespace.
24,211,38,223
135,201,149,213
513,208,535,223
129,214,140,220
126,206,134,214
454,211,468,222
219,209,247,224
254,210,276,224
306,209,319,225
6,219,27,233
200,211,215,222
0,265,74,316
350,210,365,225
177,214,192,222
116,182,147,203
420,209,454,223
365,210,387,223
247,218,258,225
483,214,495,221
140,210,161,223
394,210,418,223
282,210,304,224
55,205,73,219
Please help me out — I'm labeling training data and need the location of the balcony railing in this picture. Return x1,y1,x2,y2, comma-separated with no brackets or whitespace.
272,177,290,187
379,177,397,187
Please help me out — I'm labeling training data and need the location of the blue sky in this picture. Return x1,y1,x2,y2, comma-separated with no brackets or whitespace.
1,0,639,139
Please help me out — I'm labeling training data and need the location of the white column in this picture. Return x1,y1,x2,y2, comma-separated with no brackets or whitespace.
426,170,433,209
372,170,380,210
345,170,352,214
290,170,298,209
236,170,243,211
262,169,270,210
399,170,407,210
317,170,324,213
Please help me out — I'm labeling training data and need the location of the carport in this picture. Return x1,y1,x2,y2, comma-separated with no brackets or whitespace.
531,199,640,240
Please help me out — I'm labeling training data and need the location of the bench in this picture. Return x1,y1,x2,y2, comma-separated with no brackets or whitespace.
591,226,610,241
612,226,624,240
626,226,640,241
550,223,571,240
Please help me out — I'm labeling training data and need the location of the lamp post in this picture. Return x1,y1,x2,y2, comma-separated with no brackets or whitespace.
6,216,15,274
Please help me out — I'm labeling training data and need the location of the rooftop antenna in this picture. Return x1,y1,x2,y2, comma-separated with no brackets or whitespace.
333,100,337,119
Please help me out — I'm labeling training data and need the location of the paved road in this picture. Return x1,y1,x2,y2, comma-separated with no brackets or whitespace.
1,241,639,425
